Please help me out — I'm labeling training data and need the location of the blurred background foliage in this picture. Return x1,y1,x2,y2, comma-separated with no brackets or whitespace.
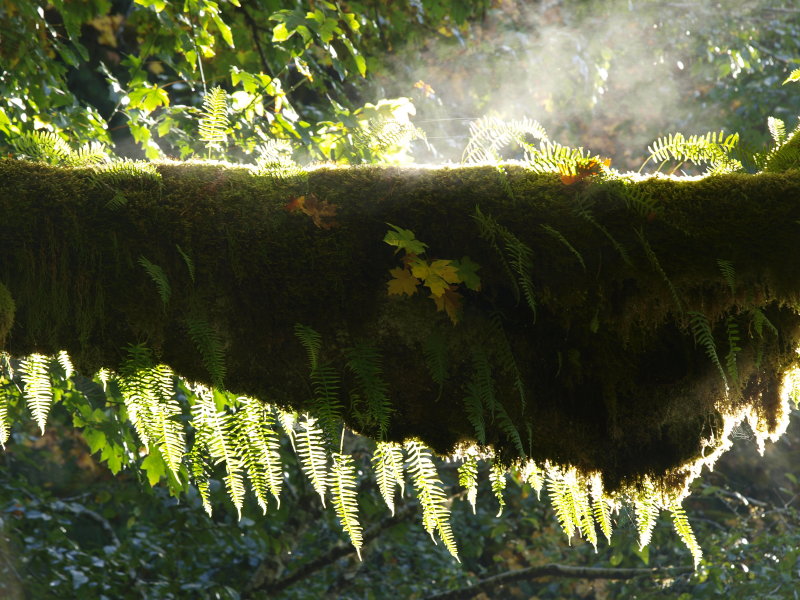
2,0,800,597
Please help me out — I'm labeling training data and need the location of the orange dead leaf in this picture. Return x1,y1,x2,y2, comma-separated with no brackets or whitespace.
432,286,462,324
283,193,338,229
560,157,611,185
387,267,420,296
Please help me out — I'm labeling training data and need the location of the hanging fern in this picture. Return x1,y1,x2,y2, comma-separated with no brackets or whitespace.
372,440,405,515
547,468,578,543
570,473,598,551
458,455,479,514
138,256,171,307
345,343,392,439
150,364,184,477
669,498,703,567
635,228,682,313
119,344,159,448
187,433,213,516
330,452,364,558
633,482,661,550
295,414,329,506
462,382,487,446
422,333,448,400
590,475,614,544
522,460,545,500
185,314,227,388
688,311,728,390
540,224,586,271
405,440,459,560
233,396,283,512
0,375,12,448
294,323,322,372
19,354,54,434
717,258,736,295
198,86,229,158
489,461,507,516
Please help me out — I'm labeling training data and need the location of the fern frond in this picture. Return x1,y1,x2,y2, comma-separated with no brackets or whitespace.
750,307,778,339
175,244,196,284
590,475,614,544
573,197,632,266
489,314,527,414
330,452,364,559
294,323,322,371
489,462,507,516
636,228,682,312
12,131,74,165
462,383,486,445
716,259,736,295
422,333,448,400
187,438,213,516
346,344,391,439
569,473,597,550
405,440,459,560
295,414,328,506
522,460,545,500
72,141,111,166
633,482,660,550
768,116,787,145
669,499,702,567
20,354,54,434
458,455,479,514
644,130,741,174
138,256,171,306
688,311,727,389
151,364,184,477
0,377,12,447
55,350,74,380
198,86,229,156
540,224,586,271
310,362,342,446
118,344,158,447
233,397,283,512
725,316,742,390
547,467,577,542
462,116,548,164
372,440,405,515
254,139,305,180
185,314,226,388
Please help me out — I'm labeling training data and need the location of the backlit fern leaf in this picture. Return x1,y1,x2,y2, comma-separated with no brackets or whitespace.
296,414,328,506
633,482,660,550
346,344,392,439
119,344,159,447
254,139,305,180
489,462,507,516
372,441,405,515
185,314,226,388
277,409,297,451
547,467,577,542
405,440,459,560
151,364,184,477
12,131,74,165
330,452,363,559
198,86,229,156
193,387,246,518
19,354,53,434
187,437,213,515
768,116,787,145
0,376,12,447
458,455,479,514
522,460,545,500
462,116,548,164
669,499,702,567
525,141,594,176
688,311,727,390
645,130,741,174
569,473,597,550
234,396,283,512
590,475,614,544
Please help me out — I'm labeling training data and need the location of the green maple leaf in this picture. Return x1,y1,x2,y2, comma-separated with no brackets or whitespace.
384,224,428,255
453,256,481,291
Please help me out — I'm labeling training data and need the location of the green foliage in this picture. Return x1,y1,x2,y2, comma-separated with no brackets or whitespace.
330,451,364,558
185,314,226,388
138,256,171,307
372,440,405,516
458,455,479,514
688,311,728,389
642,131,742,174
295,414,329,507
19,354,53,434
345,343,392,439
198,86,229,158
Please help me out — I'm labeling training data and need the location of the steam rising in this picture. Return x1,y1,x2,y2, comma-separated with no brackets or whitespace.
375,0,800,169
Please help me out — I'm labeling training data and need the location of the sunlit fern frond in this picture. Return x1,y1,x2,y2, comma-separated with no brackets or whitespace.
522,460,545,499
547,466,577,542
90,159,162,196
234,396,283,512
295,414,329,506
353,117,425,162
151,364,184,477
198,86,229,156
185,314,226,388
187,438,213,516
330,452,363,559
346,343,392,439
0,376,12,447
19,355,54,434
688,311,727,390
458,455,479,514
405,440,459,560
489,461,507,517
138,256,171,307
72,141,111,166
55,350,74,380
768,116,787,145
277,409,297,451
590,475,614,544
525,141,593,175
372,440,405,515
462,116,548,164
633,481,661,550
644,130,741,174
668,498,702,567
119,344,158,447
12,131,74,165
254,139,304,180
569,472,597,550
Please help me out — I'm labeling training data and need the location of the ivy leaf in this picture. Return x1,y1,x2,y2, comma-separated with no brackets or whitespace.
387,267,419,296
384,224,428,255
432,286,462,323
453,256,481,291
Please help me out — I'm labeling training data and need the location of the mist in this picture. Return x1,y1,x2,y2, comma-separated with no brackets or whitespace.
371,0,800,170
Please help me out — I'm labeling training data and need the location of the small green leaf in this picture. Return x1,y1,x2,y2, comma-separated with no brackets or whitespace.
453,256,481,291
141,451,167,486
783,68,800,84
273,22,291,42
134,0,167,11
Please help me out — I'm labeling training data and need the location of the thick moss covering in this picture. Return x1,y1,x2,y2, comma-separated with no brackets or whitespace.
2,158,800,491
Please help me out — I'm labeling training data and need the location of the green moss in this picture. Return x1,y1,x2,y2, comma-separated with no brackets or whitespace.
0,282,14,348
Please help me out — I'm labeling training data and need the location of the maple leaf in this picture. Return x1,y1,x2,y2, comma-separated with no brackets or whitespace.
412,259,461,298
387,267,420,296
284,193,338,229
432,286,462,324
453,257,481,291
384,224,428,255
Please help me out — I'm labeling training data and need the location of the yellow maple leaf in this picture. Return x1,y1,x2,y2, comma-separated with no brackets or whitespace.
387,267,420,296
432,286,462,324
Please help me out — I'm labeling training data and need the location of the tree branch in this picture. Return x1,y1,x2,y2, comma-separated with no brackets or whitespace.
424,563,694,600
